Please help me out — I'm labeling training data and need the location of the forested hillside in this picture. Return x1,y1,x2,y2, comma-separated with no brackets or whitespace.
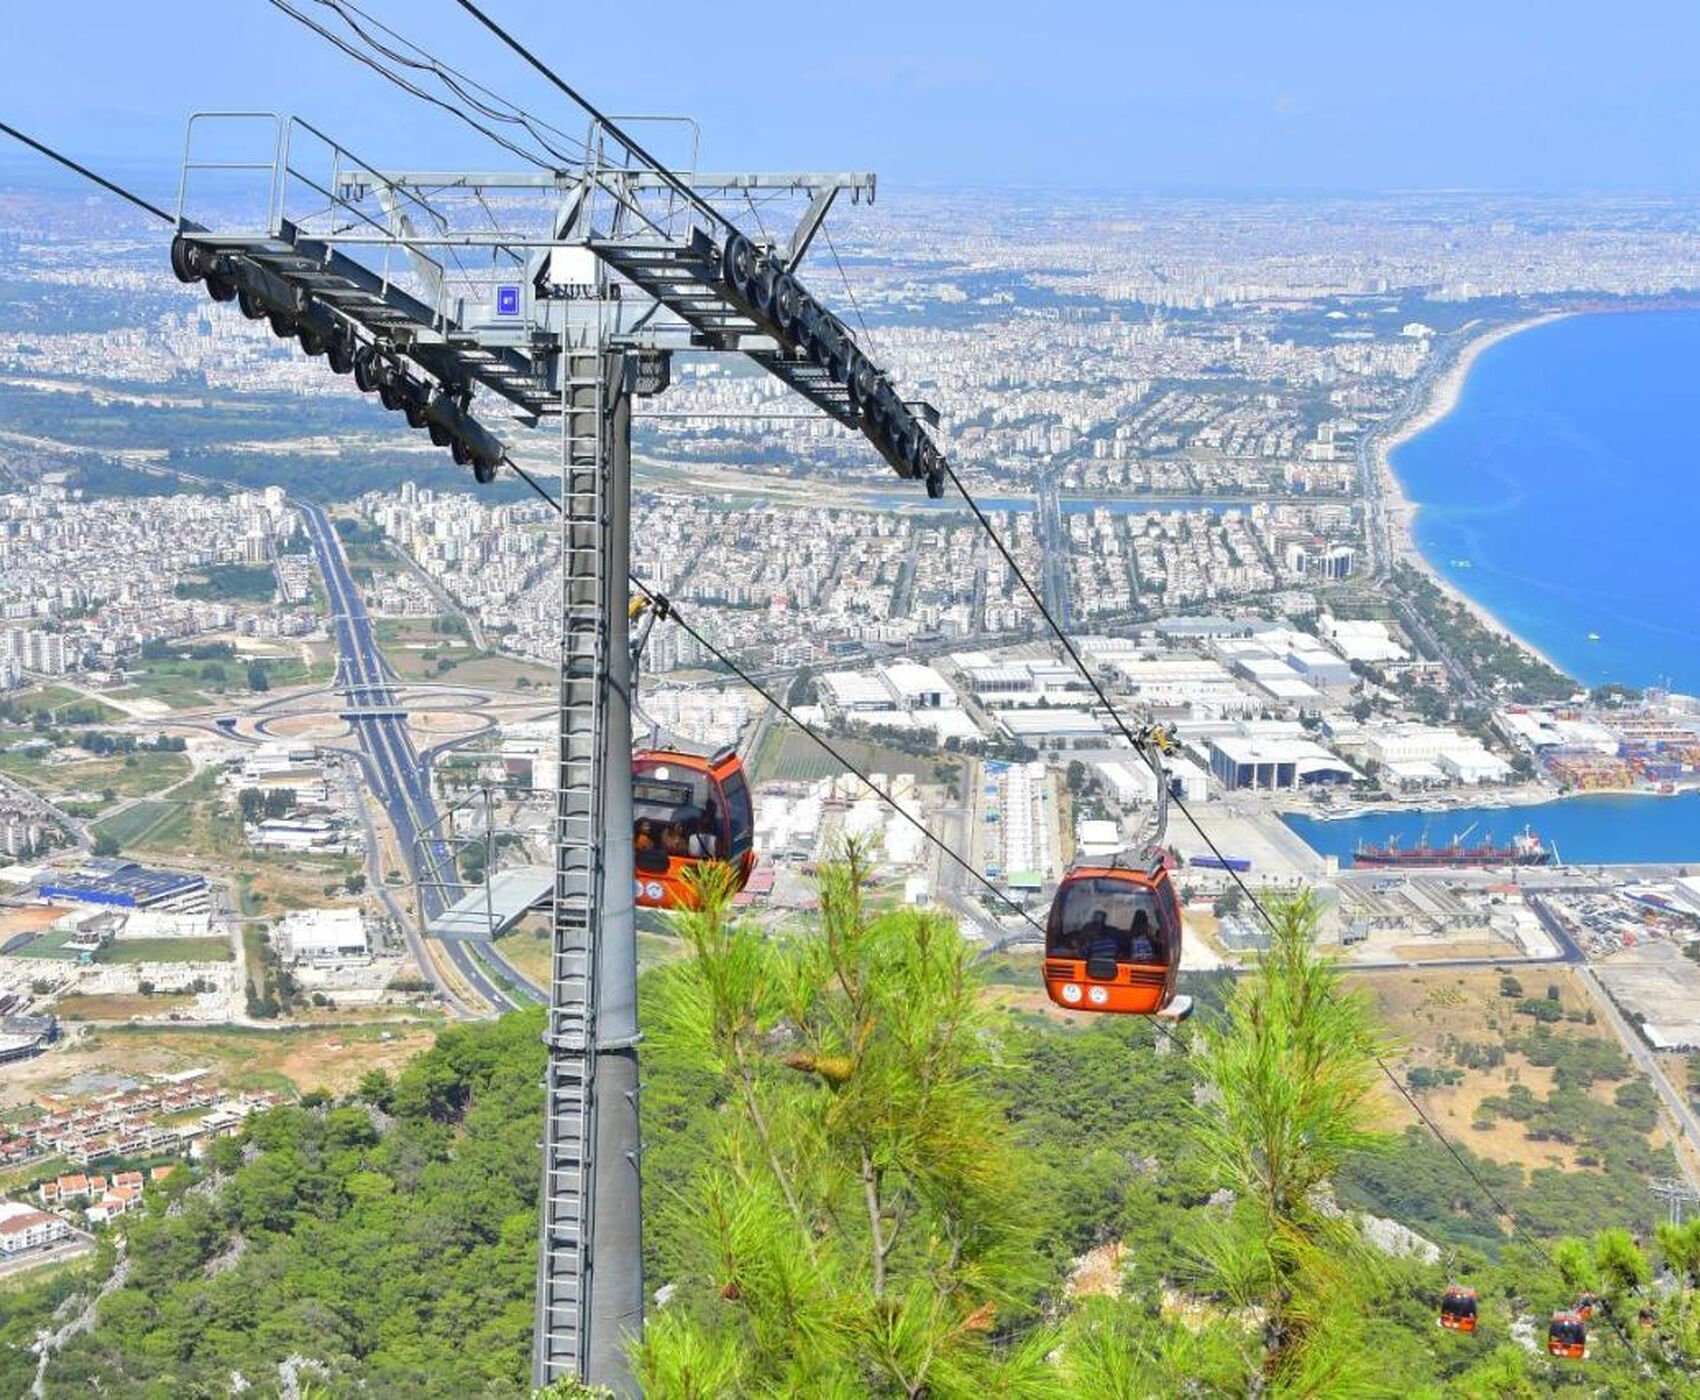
5,857,1700,1395
2,1015,546,1396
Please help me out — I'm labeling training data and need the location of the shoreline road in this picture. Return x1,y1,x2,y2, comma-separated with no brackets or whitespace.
298,501,542,1014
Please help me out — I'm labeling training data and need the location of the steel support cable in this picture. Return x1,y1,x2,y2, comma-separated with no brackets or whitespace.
500,455,1053,939
294,1,689,254
453,0,739,239
317,0,588,167
742,189,772,247
267,0,563,171
931,451,1644,1351
327,0,585,145
0,120,172,223
822,225,879,354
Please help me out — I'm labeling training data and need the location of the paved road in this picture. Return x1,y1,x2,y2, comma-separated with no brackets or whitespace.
388,545,489,651
0,1232,94,1280
298,502,540,1013
1572,962,1700,1195
0,772,90,851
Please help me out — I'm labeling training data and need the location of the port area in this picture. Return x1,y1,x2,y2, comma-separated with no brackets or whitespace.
1171,800,1700,980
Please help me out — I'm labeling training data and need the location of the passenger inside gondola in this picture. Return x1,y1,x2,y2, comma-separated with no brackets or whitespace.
633,773,705,871
1128,908,1159,963
1047,878,1167,965
690,801,720,858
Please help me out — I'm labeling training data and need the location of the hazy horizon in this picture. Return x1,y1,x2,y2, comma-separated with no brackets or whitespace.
5,0,1700,199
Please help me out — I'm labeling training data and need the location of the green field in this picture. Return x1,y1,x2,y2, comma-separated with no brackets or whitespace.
108,670,215,709
130,765,243,859
0,748,192,802
107,652,329,711
130,802,200,855
371,617,553,690
97,937,232,965
750,727,937,784
8,686,124,724
8,928,80,961
90,799,182,848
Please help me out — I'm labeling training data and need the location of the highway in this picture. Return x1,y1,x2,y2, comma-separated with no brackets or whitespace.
298,502,540,1013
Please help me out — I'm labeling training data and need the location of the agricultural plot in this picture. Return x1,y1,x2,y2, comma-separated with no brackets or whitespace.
90,799,182,848
98,937,232,965
751,728,938,785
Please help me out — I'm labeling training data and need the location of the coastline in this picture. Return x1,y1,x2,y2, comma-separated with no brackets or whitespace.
1373,312,1576,679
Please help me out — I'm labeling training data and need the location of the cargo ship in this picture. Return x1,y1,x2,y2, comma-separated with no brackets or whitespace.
1352,826,1552,869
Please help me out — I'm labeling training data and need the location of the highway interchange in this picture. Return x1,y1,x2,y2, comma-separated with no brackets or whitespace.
298,502,541,1014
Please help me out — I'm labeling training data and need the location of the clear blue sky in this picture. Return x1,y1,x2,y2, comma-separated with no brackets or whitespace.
5,0,1700,196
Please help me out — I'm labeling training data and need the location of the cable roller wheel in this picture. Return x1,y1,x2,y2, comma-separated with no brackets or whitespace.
297,326,327,358
916,436,940,482
720,232,755,297
748,256,776,317
352,347,380,394
268,310,297,339
831,333,855,385
205,271,236,303
809,314,840,371
326,338,355,376
794,295,821,353
236,286,268,321
902,429,926,479
169,236,203,284
772,274,800,336
851,360,881,412
403,396,429,430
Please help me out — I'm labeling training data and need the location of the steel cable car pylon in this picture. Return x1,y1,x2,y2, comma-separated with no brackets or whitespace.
160,57,941,1393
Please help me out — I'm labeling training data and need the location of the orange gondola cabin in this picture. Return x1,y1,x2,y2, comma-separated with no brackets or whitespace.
631,746,755,910
1043,862,1184,1016
1547,1311,1587,1360
1438,1286,1478,1333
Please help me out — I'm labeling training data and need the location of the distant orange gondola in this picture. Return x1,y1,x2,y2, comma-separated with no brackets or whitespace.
1547,1310,1587,1360
1438,1286,1478,1333
1042,860,1185,1017
632,746,755,910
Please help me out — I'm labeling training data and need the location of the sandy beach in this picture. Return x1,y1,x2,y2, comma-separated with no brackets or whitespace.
1373,313,1576,678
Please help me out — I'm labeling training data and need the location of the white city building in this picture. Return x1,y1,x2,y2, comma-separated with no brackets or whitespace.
273,908,371,967
0,1200,70,1254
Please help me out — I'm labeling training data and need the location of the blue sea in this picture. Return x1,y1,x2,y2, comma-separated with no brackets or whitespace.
1285,793,1700,868
1391,311,1700,694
